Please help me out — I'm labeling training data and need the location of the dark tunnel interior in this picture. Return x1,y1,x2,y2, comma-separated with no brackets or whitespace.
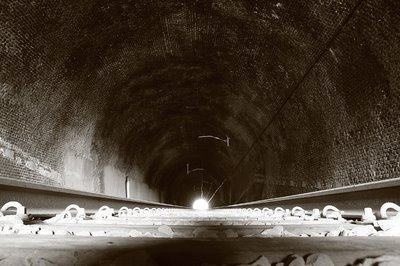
0,0,399,207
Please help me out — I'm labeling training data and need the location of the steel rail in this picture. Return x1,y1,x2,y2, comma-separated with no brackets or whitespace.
1,177,399,219
0,178,184,216
222,178,400,218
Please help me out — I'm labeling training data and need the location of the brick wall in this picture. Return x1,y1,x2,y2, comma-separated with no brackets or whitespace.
235,0,400,203
0,0,398,206
0,0,162,201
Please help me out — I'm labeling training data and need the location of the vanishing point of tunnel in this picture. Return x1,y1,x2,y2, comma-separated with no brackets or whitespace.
0,0,399,208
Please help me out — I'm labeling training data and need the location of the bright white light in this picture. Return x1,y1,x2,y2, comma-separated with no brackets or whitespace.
192,198,209,210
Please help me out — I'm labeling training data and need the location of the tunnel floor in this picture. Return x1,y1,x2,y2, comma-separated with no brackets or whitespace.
1,236,400,266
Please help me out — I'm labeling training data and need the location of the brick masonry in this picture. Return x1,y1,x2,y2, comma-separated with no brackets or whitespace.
0,0,398,205
235,0,400,203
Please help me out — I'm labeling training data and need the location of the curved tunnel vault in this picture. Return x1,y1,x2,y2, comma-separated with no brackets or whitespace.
0,0,399,207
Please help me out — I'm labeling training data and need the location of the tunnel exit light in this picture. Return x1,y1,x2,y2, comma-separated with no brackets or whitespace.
192,198,209,210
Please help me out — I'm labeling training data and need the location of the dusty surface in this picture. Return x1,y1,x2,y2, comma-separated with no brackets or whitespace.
0,236,400,266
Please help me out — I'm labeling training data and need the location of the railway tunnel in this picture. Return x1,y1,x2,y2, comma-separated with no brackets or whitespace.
0,0,400,265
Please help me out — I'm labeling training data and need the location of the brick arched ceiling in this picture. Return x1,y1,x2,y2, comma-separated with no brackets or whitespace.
1,0,399,206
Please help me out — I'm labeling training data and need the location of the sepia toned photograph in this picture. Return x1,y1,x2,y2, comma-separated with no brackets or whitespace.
0,0,399,265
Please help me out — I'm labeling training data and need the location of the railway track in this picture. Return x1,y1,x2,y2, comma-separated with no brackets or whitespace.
0,201,399,265
225,177,400,219
0,178,180,217
0,178,399,265
2,177,400,218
